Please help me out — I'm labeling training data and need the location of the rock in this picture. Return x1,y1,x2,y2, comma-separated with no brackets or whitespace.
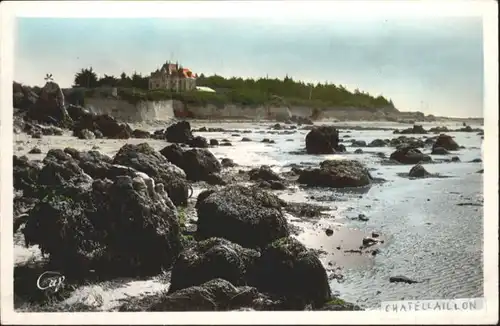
168,238,260,293
189,136,209,148
389,276,420,284
431,147,449,155
357,214,369,221
325,229,333,236
250,237,332,308
160,144,185,168
362,237,380,247
76,129,96,140
31,131,42,139
13,155,42,196
261,138,275,144
132,129,151,139
73,112,132,139
470,158,482,163
389,145,432,164
165,120,194,143
396,125,427,134
451,156,460,162
368,139,387,147
241,137,252,142
432,134,459,151
351,140,367,147
221,158,237,168
477,169,484,174
210,139,219,146
249,165,283,182
305,126,342,154
25,81,73,128
220,142,232,146
113,143,190,206
375,152,386,158
371,232,380,238
298,160,372,188
354,149,363,154
22,175,181,278
429,126,449,133
13,81,38,111
318,298,362,311
28,147,42,154
196,185,289,248
408,164,430,178
182,149,222,182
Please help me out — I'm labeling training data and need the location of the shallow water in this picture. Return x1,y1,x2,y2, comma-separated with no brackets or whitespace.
13,119,484,310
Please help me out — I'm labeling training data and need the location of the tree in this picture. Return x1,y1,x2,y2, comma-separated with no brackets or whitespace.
74,67,98,88
98,74,119,87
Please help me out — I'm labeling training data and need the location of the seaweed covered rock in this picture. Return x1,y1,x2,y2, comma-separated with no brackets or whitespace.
113,143,189,206
196,185,289,248
160,145,222,183
13,155,42,196
297,160,372,188
132,129,151,139
168,238,260,293
25,81,73,128
395,125,427,134
250,237,332,309
248,165,283,182
305,126,342,154
22,175,182,278
408,164,430,178
165,120,194,143
120,279,279,311
389,145,432,164
13,81,39,111
73,112,132,139
432,134,459,151
189,136,209,148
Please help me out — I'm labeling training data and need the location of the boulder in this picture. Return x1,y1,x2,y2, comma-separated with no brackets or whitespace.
25,81,73,128
431,147,449,155
165,120,194,143
389,146,432,164
182,149,222,182
189,136,209,148
13,155,42,196
221,158,237,168
248,166,283,182
196,185,289,248
168,238,260,293
297,160,372,188
73,112,132,139
76,129,96,140
210,139,219,146
13,82,38,111
132,129,151,139
368,139,387,147
250,237,332,308
432,134,459,151
354,149,363,154
408,164,430,178
396,125,427,134
113,143,190,206
350,140,367,147
22,175,181,278
305,126,341,154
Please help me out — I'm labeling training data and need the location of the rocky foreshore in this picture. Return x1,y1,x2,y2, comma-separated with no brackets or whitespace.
12,81,484,312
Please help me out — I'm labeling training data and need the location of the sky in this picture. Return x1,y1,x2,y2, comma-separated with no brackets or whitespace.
14,16,484,118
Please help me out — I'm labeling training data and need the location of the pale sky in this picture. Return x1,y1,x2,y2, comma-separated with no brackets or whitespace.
14,16,484,118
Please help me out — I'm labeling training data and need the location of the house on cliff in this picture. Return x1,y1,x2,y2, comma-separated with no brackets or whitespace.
149,61,197,92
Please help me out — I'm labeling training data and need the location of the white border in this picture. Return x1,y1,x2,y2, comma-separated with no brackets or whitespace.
1,1,498,324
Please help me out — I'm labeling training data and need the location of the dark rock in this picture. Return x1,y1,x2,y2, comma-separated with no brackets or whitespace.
76,129,95,140
25,81,73,128
470,158,482,163
395,125,427,134
113,143,189,206
305,126,341,154
73,112,132,139
221,158,237,168
318,299,362,311
298,160,372,188
429,126,449,133
261,138,275,144
165,120,193,143
132,129,151,139
210,139,219,146
451,156,460,162
168,238,260,293
389,276,420,284
432,134,459,151
351,140,367,147
241,137,252,142
189,136,209,148
354,149,363,154
13,155,42,196
368,139,387,147
22,175,181,278
220,142,232,147
389,145,432,164
325,229,333,236
431,147,449,155
408,164,430,178
178,148,222,182
28,147,42,154
160,144,184,168
251,237,332,308
196,185,289,248
13,82,38,111
249,165,283,182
